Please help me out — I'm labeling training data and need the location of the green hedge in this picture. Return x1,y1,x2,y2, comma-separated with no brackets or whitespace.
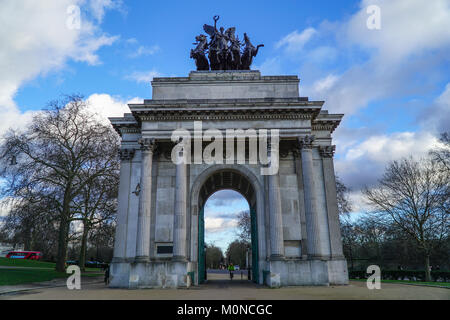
349,270,450,282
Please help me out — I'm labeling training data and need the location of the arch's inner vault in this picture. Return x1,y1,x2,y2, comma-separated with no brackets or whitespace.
109,70,349,288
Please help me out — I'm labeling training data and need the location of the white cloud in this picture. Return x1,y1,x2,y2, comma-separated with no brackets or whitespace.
0,197,14,218
275,28,317,53
125,70,161,83
89,0,124,23
0,99,35,136
205,217,238,233
128,45,160,58
253,57,282,75
345,0,450,62
347,190,373,215
72,34,119,66
297,0,450,218
305,0,450,115
312,74,339,93
85,93,141,123
419,83,450,133
205,190,247,207
335,131,440,190
0,0,120,136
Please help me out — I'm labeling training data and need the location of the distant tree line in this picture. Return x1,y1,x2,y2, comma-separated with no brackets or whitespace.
205,244,224,269
0,95,120,272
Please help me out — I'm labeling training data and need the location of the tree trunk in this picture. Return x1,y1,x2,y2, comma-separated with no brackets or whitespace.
55,217,69,272
349,244,354,271
55,195,71,273
424,254,431,282
23,231,31,251
56,187,73,273
79,222,89,272
23,219,32,250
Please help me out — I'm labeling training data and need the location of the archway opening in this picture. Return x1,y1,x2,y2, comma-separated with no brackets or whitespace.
197,170,258,284
204,190,248,281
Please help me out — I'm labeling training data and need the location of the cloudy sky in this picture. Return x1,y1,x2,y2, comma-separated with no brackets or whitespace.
1,1,449,243
204,190,249,253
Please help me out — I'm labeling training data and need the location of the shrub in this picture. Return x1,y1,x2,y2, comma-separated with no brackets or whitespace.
349,269,450,282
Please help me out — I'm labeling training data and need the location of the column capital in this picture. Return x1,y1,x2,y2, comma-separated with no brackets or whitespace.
319,145,336,158
297,135,315,151
138,138,157,153
119,148,135,161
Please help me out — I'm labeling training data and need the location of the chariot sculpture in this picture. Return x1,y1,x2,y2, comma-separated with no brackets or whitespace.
190,15,264,71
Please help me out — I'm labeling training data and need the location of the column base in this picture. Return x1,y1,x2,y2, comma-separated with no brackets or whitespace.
172,255,188,262
264,258,347,287
327,258,349,285
135,256,149,263
307,254,331,261
109,261,131,288
269,254,285,261
129,260,192,288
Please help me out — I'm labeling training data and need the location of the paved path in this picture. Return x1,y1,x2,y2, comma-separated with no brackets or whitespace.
0,277,103,296
1,278,448,300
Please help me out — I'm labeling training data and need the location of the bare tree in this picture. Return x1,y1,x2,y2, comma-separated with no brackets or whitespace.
340,220,360,271
225,240,248,267
430,132,450,218
336,175,352,216
72,173,118,271
363,157,449,281
236,210,251,243
205,244,224,269
0,95,120,272
430,132,450,172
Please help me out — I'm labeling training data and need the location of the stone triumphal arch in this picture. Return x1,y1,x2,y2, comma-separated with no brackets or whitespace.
109,70,349,288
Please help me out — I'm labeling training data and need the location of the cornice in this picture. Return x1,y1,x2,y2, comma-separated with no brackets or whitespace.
130,99,323,122
312,112,343,133
136,112,315,122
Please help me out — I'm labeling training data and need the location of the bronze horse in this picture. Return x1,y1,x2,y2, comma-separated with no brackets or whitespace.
240,33,264,70
190,34,209,71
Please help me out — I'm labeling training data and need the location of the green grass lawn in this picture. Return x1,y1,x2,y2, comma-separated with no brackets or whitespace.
0,257,56,268
0,257,104,286
0,257,102,271
0,268,104,286
0,269,67,286
351,278,450,287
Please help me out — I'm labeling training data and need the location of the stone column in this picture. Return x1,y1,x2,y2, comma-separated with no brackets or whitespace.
173,160,187,261
299,135,324,259
267,143,284,260
320,145,345,259
293,148,308,259
112,148,135,262
135,138,156,262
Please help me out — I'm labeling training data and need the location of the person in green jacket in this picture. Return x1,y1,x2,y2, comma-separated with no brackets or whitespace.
228,263,235,280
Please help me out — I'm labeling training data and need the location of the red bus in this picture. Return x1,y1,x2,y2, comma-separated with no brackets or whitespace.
6,251,43,260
